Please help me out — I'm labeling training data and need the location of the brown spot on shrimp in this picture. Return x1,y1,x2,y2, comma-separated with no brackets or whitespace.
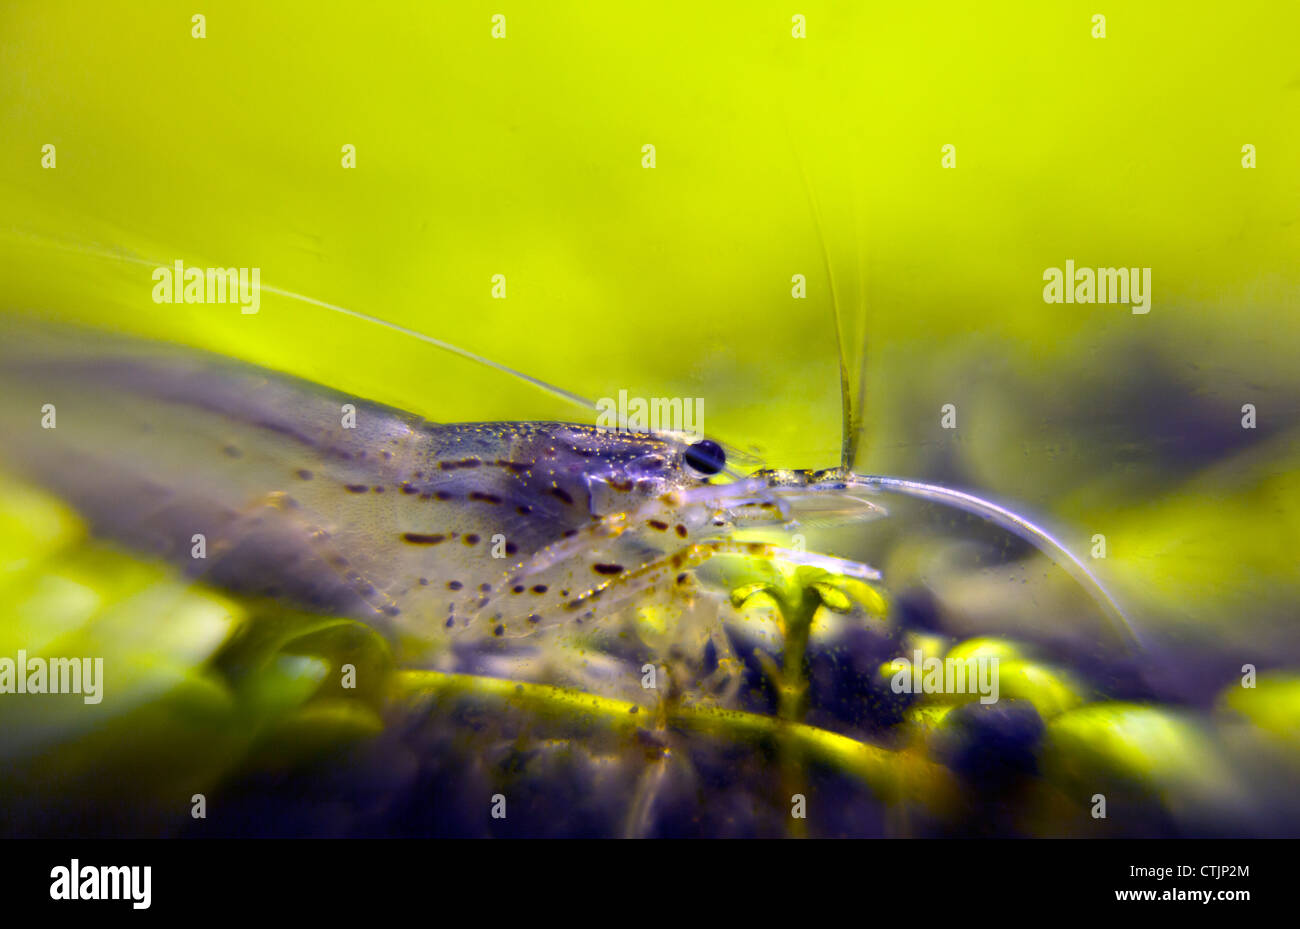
440,458,483,471
401,532,446,545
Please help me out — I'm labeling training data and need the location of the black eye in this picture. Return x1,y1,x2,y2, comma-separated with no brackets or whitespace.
683,439,726,476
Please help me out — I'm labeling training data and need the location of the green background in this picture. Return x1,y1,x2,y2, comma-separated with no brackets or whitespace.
1,1,1298,834
3,0,1297,644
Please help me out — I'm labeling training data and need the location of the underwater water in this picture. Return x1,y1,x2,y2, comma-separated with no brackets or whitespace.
0,1,1298,841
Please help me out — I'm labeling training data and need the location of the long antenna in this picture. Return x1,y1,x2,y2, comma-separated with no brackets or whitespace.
851,474,1143,650
849,184,871,471
11,230,599,413
787,145,858,470
257,282,598,412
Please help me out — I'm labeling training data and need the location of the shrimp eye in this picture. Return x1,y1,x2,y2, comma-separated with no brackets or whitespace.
684,439,726,476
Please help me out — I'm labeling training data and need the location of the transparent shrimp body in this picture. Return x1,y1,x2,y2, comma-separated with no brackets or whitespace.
441,442,1135,709
431,435,893,706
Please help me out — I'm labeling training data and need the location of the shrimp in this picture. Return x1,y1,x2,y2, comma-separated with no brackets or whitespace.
0,327,869,702
0,198,1141,717
0,226,1153,845
0,301,1137,704
0,329,729,638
